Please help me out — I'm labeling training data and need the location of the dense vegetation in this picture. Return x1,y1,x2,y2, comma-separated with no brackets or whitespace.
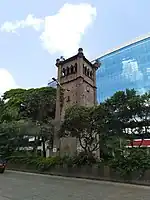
0,87,56,157
0,87,150,177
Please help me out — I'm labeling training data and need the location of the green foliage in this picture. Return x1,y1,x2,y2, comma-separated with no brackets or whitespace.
2,89,27,121
104,89,150,140
0,98,4,119
8,149,150,179
60,105,92,137
0,120,34,156
62,152,97,167
8,155,61,171
60,89,150,160
109,148,150,177
2,87,56,122
0,87,56,157
1,87,150,178
60,105,100,154
71,152,97,167
7,148,150,179
21,87,56,121
8,152,97,171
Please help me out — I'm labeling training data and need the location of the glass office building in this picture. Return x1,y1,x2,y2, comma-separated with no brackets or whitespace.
96,35,150,102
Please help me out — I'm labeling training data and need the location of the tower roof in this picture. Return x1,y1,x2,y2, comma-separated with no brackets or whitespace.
56,48,93,68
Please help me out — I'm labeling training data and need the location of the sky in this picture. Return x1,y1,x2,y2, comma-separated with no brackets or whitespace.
0,0,150,95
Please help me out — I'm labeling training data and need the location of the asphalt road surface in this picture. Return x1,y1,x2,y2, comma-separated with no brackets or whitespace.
0,170,150,200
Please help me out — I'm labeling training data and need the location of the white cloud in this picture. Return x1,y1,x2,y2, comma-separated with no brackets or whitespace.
121,58,147,95
40,3,96,56
0,3,96,57
1,14,44,33
0,68,19,96
121,59,143,82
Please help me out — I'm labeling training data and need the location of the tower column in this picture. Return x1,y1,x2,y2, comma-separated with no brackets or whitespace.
52,49,100,157
53,59,62,156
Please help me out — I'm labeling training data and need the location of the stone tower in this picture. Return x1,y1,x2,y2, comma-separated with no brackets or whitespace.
53,48,100,155
55,48,99,121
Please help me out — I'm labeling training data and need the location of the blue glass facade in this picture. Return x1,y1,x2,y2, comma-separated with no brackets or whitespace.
96,37,150,102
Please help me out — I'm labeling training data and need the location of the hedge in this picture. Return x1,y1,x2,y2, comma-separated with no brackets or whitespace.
7,152,99,172
7,148,150,177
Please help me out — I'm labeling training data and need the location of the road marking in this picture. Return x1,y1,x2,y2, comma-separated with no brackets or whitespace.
6,170,150,189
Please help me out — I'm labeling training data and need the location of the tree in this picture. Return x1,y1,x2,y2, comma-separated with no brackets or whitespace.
2,88,27,121
0,95,20,156
2,87,56,122
104,89,150,147
37,121,54,157
21,87,56,157
60,105,100,156
0,121,22,156
0,87,56,157
0,98,4,122
19,87,56,121
91,103,117,158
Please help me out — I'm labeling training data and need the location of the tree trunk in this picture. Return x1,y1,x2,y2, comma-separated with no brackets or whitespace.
42,136,46,158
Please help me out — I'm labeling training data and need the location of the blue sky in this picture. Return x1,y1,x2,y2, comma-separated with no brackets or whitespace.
0,0,150,94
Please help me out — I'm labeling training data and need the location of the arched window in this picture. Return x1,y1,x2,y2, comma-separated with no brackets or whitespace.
90,71,93,79
66,67,70,75
71,65,74,74
62,68,66,77
87,68,90,76
74,63,77,73
84,66,87,75
83,64,85,74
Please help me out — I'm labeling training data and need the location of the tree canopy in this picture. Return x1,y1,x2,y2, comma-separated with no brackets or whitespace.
0,87,56,157
60,89,150,157
0,86,149,159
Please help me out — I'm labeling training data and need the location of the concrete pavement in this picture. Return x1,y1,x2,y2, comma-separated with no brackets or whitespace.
0,170,150,200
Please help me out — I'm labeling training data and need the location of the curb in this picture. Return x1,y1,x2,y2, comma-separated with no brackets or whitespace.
7,168,150,188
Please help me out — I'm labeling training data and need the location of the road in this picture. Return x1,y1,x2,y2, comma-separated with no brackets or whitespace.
0,171,150,200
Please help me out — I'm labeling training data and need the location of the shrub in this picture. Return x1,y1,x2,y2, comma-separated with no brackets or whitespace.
8,152,98,171
72,152,97,166
109,148,150,177
60,152,98,167
36,157,63,171
7,148,150,179
8,155,63,171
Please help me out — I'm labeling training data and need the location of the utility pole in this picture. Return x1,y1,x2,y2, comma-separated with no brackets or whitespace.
52,59,65,156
